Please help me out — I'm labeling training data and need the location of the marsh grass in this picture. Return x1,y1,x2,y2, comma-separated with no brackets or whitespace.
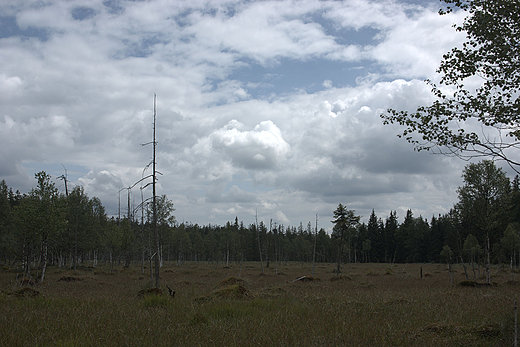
0,262,517,346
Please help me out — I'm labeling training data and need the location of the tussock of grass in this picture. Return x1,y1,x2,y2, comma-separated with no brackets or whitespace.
422,322,463,334
212,284,254,299
419,322,504,342
473,324,502,339
194,284,254,302
258,286,286,297
193,295,210,303
93,270,114,275
58,276,83,282
11,287,40,298
190,312,209,325
218,276,244,287
458,281,493,287
136,287,163,298
366,269,379,276
141,294,170,308
0,262,518,346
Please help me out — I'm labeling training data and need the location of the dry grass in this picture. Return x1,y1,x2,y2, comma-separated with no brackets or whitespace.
0,262,517,346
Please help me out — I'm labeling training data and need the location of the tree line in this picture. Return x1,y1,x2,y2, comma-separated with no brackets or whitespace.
3,0,518,285
2,160,520,283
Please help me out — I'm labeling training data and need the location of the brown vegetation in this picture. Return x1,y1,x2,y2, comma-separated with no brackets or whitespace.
136,287,164,298
11,287,40,298
58,276,83,282
0,262,518,346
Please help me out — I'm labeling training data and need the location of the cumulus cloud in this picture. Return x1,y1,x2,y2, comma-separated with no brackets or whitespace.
0,74,23,100
0,0,471,228
0,114,79,164
194,119,290,171
78,170,124,204
322,79,333,89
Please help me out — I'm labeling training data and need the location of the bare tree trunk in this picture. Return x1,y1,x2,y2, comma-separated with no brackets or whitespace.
226,241,229,268
153,94,160,288
449,262,453,286
141,250,145,275
312,213,317,278
256,210,264,274
149,231,153,286
239,254,243,278
486,232,491,284
159,244,163,268
40,238,48,283
74,217,78,274
336,240,343,277
472,255,477,281
460,255,468,280
24,242,31,281
109,250,113,273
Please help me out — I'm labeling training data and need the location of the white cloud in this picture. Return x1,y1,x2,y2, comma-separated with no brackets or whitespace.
324,1,467,79
191,119,290,172
0,74,23,100
0,114,79,160
368,9,467,79
0,0,476,228
78,169,124,207
322,79,332,89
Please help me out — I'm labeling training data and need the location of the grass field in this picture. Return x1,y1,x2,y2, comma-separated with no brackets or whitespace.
1,261,518,346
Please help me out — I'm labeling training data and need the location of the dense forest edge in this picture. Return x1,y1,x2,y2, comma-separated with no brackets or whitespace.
2,159,520,285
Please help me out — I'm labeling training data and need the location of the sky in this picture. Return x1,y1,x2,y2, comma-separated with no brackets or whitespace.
0,0,495,230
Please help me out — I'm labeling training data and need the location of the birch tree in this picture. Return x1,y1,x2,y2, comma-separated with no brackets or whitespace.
382,0,520,171
15,172,63,282
456,160,510,283
33,172,63,282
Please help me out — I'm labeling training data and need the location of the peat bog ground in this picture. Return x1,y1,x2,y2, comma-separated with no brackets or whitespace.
1,262,519,346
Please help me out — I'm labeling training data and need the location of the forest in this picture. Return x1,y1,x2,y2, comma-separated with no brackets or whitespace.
1,0,516,288
2,159,520,284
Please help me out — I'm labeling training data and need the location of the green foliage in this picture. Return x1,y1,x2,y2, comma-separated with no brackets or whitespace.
382,0,520,168
463,234,482,261
331,204,360,273
440,245,454,263
146,194,175,227
455,160,510,282
501,223,520,264
4,161,520,272
395,210,430,263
